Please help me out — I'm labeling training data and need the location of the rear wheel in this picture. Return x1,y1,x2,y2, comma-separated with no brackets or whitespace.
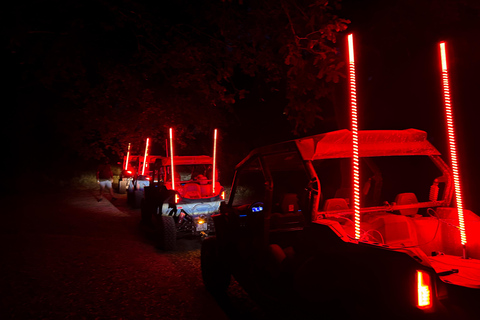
127,190,134,206
118,180,127,194
140,198,153,225
201,236,231,295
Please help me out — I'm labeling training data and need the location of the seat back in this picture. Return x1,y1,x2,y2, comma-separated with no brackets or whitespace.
395,193,419,217
271,193,304,230
323,198,349,212
183,183,201,198
281,193,299,214
200,184,212,197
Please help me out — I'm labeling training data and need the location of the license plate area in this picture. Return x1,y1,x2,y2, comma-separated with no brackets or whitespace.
196,222,208,231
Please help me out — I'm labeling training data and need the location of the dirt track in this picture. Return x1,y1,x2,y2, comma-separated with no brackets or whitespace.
0,188,267,319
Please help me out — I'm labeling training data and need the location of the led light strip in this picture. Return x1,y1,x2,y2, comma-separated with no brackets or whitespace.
212,129,218,195
169,128,175,191
141,138,150,175
348,34,361,240
125,143,131,170
439,42,467,246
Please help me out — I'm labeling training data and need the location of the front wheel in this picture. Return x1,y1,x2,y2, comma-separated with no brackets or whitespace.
201,236,231,295
153,215,176,251
133,190,143,208
140,198,153,225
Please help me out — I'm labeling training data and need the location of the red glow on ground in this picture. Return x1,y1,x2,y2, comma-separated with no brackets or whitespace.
348,34,361,240
142,138,150,176
169,128,175,191
212,129,217,195
125,143,131,170
439,42,467,246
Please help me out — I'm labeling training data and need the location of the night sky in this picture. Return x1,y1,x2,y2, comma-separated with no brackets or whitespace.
340,0,480,213
4,0,480,212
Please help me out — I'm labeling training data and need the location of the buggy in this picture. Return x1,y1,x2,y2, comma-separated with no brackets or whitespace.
201,129,480,319
141,155,225,250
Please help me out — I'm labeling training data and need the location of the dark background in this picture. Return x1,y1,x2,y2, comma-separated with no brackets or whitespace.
341,0,480,214
4,0,480,212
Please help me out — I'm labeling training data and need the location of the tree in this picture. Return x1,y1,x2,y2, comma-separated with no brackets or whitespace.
7,0,350,161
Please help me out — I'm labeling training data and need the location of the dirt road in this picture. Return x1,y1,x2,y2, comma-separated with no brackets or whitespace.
0,188,267,319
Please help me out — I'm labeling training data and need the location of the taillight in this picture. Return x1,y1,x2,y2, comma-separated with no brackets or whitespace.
175,194,180,204
220,190,225,200
416,270,433,310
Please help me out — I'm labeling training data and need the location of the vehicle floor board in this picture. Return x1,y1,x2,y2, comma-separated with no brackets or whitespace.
428,255,480,288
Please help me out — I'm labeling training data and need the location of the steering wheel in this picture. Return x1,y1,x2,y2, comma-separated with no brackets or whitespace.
248,201,265,213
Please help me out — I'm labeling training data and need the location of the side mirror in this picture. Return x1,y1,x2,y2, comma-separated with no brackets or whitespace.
219,201,229,214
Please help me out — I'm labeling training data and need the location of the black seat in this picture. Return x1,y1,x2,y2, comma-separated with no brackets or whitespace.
281,193,299,214
271,193,304,230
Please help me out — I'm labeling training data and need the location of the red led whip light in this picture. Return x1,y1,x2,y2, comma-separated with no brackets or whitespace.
141,138,150,175
348,34,361,240
212,129,218,195
439,42,467,247
125,143,131,170
169,128,175,191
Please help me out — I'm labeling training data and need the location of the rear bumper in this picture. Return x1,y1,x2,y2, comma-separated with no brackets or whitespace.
177,200,221,216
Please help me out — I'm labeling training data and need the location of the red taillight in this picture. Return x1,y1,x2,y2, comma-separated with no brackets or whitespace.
416,270,433,310
175,194,180,204
127,170,132,174
220,190,225,200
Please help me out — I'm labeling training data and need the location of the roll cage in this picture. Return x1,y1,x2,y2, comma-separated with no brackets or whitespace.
228,129,455,243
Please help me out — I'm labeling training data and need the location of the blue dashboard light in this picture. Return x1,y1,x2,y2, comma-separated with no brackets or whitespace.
251,206,263,212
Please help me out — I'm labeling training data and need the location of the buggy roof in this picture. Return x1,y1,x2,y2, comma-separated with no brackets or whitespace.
124,155,213,166
297,129,440,160
237,129,440,169
157,155,213,166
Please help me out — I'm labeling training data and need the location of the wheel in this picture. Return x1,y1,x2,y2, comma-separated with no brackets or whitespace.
201,236,231,295
118,180,127,194
133,190,143,208
153,215,176,251
140,198,153,224
127,189,135,207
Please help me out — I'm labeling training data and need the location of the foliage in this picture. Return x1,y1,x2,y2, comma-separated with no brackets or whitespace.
7,0,349,160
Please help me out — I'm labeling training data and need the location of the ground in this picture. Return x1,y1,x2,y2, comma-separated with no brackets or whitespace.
0,187,271,319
